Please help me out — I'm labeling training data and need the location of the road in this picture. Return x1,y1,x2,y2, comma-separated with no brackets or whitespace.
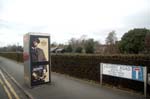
0,63,28,99
0,74,8,99
0,56,148,99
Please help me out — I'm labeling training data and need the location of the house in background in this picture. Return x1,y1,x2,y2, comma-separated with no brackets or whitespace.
95,45,107,54
51,47,58,53
50,47,64,53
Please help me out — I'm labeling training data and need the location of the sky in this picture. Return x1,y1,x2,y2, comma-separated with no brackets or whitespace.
0,0,150,47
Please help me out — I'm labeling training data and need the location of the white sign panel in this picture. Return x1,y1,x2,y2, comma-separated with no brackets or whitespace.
102,63,132,79
101,63,147,97
148,73,150,85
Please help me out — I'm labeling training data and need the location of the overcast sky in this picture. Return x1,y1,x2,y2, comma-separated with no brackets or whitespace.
0,0,150,46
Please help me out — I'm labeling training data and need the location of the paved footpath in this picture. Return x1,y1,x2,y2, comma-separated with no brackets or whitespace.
0,56,149,99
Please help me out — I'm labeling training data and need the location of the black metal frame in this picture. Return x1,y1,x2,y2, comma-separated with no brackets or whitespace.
29,35,51,86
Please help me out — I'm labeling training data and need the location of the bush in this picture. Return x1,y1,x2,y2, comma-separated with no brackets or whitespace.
51,54,150,93
0,52,23,62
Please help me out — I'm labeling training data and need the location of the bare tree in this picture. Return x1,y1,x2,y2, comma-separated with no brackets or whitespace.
105,31,118,54
66,35,99,53
106,31,117,45
69,38,78,52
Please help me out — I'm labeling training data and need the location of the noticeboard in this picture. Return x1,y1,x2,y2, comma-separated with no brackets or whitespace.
102,63,144,82
100,63,148,97
148,73,150,85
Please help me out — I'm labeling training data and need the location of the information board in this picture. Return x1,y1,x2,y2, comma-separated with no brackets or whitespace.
100,63,147,97
148,73,150,85
102,63,144,82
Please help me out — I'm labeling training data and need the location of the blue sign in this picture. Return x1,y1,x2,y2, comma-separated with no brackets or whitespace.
132,66,144,82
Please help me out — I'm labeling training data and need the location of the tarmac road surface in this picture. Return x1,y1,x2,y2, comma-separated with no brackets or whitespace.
0,65,29,99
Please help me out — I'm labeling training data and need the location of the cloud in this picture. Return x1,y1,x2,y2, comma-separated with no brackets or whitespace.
0,19,50,46
122,10,150,28
0,0,150,46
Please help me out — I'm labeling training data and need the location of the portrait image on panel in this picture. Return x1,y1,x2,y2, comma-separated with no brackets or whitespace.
31,37,47,62
30,37,49,84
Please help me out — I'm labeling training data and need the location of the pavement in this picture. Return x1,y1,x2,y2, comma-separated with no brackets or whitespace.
0,56,149,99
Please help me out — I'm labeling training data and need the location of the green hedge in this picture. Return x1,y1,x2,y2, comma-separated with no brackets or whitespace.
51,54,150,82
51,54,150,93
0,53,150,93
0,52,23,62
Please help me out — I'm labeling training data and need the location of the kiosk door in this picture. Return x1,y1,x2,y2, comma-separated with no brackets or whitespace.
30,35,50,86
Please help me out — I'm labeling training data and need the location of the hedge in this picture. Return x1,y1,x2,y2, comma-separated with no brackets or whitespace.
0,52,23,62
51,54,150,93
0,52,150,93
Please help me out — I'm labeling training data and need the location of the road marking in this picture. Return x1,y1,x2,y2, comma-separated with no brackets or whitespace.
0,78,12,99
0,70,20,99
1,67,35,99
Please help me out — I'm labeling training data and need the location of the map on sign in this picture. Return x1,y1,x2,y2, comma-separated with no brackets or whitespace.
102,63,144,82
